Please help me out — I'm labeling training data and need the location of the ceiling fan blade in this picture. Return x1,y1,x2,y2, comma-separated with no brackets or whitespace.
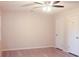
53,1,60,4
34,2,43,5
32,6,42,9
30,6,42,12
21,2,43,7
21,3,36,7
53,5,64,8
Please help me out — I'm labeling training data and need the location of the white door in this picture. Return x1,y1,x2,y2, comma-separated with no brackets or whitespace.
55,18,65,50
67,17,79,56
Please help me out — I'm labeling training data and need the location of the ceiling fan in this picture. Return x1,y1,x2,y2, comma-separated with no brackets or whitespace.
21,1,64,11
22,1,64,7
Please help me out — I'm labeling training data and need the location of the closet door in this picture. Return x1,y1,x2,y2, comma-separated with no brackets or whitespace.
67,17,79,56
55,18,65,50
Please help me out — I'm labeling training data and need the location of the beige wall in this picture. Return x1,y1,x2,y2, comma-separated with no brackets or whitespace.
2,11,55,50
0,10,1,56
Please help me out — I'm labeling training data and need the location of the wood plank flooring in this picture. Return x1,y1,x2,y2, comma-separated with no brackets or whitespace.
2,47,75,57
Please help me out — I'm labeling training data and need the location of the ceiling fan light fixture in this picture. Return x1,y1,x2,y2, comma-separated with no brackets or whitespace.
49,1,53,6
42,6,52,12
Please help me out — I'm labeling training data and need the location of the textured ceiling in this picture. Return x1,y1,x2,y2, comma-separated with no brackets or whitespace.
0,1,79,12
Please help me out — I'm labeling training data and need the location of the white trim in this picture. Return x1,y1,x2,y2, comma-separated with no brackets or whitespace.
2,45,53,51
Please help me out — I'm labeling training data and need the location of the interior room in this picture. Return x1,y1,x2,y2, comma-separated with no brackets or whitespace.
0,1,79,57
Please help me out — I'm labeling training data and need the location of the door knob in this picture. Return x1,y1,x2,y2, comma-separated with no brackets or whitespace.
56,34,58,36
76,37,79,39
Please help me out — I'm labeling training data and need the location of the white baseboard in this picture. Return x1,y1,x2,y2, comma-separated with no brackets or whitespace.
2,45,53,51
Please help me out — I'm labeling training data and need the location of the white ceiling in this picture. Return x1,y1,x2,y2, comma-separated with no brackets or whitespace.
0,1,79,12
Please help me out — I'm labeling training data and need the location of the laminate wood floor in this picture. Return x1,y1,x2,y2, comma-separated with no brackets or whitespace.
2,47,75,57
